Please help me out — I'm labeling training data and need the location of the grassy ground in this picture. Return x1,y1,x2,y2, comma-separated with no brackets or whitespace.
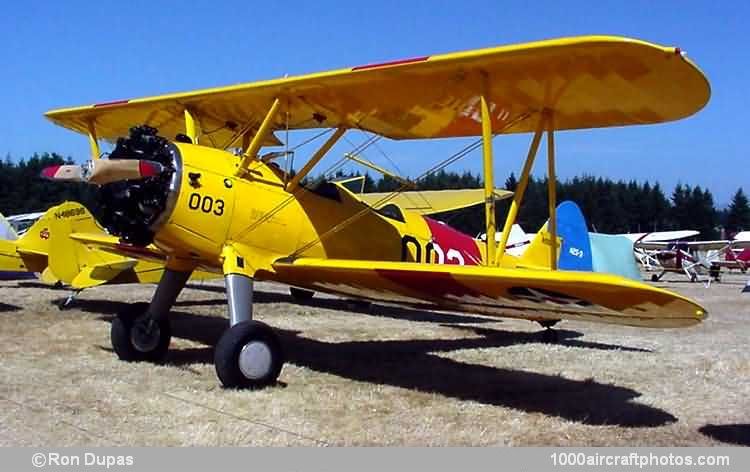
0,272,748,446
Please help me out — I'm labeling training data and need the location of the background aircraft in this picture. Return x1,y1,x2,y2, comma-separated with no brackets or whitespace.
0,212,33,280
623,230,700,271
0,201,215,305
0,213,17,240
636,237,750,283
41,36,709,389
4,211,45,236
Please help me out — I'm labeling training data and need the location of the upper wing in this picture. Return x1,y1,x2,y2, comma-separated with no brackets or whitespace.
271,258,705,328
352,188,512,215
46,36,709,145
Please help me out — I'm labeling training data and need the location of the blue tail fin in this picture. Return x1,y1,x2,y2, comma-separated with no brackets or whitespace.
556,201,593,271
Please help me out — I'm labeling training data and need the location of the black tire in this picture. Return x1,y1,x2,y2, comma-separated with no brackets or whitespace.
214,320,284,389
690,273,698,283
651,274,659,282
289,287,315,301
111,302,171,363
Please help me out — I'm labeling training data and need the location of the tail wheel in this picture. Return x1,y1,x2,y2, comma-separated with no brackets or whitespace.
214,320,284,389
111,302,171,362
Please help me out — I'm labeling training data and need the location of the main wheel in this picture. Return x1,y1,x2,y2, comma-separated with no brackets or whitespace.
289,287,315,301
214,320,284,389
651,274,659,282
111,302,171,363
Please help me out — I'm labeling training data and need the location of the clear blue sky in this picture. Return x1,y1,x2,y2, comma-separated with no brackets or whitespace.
1,1,745,205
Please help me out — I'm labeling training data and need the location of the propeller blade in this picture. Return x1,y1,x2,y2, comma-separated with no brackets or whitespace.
41,159,165,185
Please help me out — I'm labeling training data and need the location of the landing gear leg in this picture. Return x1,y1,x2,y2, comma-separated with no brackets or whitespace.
538,319,560,343
214,274,283,389
111,268,190,362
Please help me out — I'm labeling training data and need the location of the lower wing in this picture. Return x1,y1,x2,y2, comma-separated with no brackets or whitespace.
271,259,706,328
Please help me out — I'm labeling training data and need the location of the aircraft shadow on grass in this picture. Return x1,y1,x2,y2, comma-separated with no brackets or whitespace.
0,302,21,313
699,424,750,446
16,281,67,290
66,291,673,428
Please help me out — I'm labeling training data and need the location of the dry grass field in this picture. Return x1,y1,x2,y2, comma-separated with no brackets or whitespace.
0,272,748,446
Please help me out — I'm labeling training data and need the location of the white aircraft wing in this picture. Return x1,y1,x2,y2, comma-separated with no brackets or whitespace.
622,230,700,244
0,213,18,240
636,239,735,251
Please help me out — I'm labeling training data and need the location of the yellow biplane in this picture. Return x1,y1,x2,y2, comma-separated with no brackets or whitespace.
42,36,710,389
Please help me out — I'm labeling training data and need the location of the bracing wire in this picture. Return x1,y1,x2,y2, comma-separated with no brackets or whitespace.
290,112,532,257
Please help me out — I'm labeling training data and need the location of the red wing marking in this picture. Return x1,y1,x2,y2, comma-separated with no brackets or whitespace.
352,56,429,71
93,99,130,108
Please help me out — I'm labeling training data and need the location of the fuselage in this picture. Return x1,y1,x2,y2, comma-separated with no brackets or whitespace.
148,142,488,279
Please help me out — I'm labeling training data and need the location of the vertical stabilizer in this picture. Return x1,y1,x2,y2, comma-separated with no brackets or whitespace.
517,201,593,271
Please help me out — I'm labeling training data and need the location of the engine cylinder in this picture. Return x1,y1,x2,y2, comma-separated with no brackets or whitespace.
96,126,181,246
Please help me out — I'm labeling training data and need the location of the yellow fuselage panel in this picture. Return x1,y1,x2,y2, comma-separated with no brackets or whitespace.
157,144,482,273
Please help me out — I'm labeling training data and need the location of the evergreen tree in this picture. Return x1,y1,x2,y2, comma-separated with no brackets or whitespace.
686,186,718,238
504,172,518,192
727,188,750,235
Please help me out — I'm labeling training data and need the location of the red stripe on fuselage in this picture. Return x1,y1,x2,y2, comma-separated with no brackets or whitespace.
423,217,482,265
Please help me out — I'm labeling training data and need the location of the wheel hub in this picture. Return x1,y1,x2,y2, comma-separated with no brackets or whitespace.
131,318,161,353
238,341,272,380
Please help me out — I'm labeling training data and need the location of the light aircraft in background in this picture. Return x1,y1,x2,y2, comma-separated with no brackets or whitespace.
40,36,709,389
621,230,700,271
0,201,215,305
0,213,17,241
5,211,45,236
0,212,32,280
479,224,531,257
636,238,750,284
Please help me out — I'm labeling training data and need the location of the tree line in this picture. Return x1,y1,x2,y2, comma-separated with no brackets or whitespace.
1,153,749,239
0,153,94,216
